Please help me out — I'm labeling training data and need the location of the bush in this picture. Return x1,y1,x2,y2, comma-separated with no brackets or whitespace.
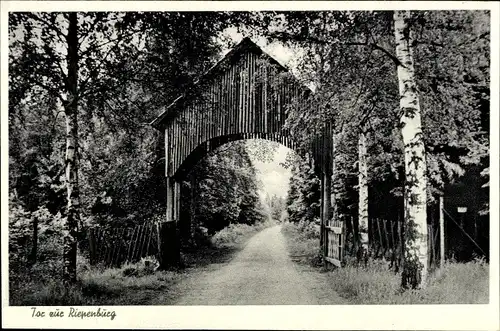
297,219,320,239
281,221,322,267
211,223,254,248
210,219,275,249
9,195,65,272
121,256,159,277
9,195,33,271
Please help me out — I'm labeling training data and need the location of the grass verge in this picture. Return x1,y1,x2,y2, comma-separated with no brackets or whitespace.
10,220,275,306
281,221,489,304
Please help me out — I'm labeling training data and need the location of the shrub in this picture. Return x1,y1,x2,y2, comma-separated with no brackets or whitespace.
121,256,159,277
210,219,275,249
211,223,253,248
9,195,33,271
297,219,320,239
281,221,322,267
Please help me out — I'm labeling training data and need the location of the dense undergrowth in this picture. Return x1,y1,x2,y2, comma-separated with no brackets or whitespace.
281,222,489,304
10,220,274,306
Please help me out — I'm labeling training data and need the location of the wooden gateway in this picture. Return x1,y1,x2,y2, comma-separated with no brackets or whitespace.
151,37,344,268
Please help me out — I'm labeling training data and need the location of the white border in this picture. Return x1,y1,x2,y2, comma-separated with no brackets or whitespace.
1,1,499,330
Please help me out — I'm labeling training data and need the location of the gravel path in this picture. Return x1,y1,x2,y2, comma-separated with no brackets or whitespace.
173,225,344,305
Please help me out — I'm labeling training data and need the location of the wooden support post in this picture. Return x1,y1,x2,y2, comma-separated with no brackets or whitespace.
330,126,337,223
323,171,331,259
323,173,331,226
160,126,181,269
320,174,325,253
176,182,182,229
158,221,181,270
166,177,174,222
160,177,180,269
88,227,96,266
439,196,445,267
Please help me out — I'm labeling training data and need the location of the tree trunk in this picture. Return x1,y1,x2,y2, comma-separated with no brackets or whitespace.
358,130,369,254
439,196,445,267
29,216,38,265
330,127,337,222
394,10,429,289
63,12,80,284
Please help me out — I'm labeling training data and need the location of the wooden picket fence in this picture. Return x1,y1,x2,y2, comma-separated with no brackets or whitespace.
370,218,400,260
324,219,345,267
369,218,440,268
88,223,159,267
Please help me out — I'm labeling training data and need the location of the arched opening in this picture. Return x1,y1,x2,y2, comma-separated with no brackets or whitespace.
151,37,341,269
175,138,301,248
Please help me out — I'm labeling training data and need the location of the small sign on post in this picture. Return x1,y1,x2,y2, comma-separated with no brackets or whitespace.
439,196,445,267
457,206,468,213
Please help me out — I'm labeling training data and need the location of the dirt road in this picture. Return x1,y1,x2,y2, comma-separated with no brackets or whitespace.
173,225,344,305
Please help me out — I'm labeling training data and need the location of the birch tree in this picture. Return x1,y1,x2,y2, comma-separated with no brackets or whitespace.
393,10,428,289
357,127,369,251
62,13,80,283
256,11,488,272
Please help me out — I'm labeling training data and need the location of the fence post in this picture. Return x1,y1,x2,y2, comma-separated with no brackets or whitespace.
158,221,181,270
29,216,39,265
320,174,325,258
439,196,445,267
88,227,96,265
382,219,390,259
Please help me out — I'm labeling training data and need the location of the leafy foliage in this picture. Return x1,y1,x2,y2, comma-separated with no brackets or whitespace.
285,154,321,224
8,11,264,283
187,141,268,236
264,194,287,221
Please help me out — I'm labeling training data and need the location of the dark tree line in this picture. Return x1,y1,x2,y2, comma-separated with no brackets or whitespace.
8,11,259,283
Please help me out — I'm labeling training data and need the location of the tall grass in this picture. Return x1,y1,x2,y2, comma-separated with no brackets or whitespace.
10,257,182,306
281,221,489,304
281,221,323,267
10,220,274,306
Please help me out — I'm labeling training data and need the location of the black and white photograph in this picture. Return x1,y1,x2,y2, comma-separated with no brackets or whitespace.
1,1,499,330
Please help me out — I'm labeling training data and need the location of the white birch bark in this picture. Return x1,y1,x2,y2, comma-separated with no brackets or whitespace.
394,10,428,289
63,12,80,283
358,130,369,248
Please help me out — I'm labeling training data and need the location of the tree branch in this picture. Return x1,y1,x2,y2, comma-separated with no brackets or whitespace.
79,29,144,58
25,13,66,44
371,43,404,67
79,31,144,96
28,75,64,103
78,14,106,46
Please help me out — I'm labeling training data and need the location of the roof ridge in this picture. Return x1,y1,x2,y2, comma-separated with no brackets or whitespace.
151,37,304,129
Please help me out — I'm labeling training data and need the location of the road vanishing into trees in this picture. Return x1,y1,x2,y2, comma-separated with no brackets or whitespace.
172,225,345,305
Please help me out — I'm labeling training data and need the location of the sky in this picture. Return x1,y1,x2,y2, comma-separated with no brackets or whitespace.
252,144,292,199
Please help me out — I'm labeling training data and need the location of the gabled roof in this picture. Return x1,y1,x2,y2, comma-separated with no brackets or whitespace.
150,37,307,130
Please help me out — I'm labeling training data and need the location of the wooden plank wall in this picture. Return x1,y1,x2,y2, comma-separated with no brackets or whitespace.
164,48,331,180
160,46,341,265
